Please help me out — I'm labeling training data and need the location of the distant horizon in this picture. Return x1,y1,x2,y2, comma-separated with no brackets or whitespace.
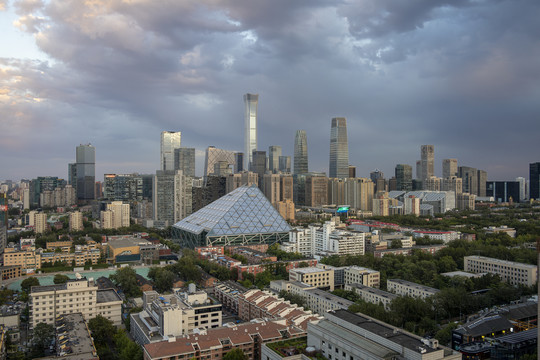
1,1,538,182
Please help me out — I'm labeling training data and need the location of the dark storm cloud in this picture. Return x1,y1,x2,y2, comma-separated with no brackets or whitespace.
1,0,539,181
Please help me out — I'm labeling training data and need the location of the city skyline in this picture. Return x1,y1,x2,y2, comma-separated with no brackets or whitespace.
1,1,539,181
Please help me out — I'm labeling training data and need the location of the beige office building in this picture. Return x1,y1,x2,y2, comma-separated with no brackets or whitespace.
343,266,380,288
34,212,48,234
289,267,334,291
387,279,440,299
464,256,537,286
29,278,122,329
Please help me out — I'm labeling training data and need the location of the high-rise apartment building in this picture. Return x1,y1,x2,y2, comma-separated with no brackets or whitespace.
306,174,328,207
442,159,458,178
102,201,130,229
76,144,95,200
329,118,349,179
174,148,195,178
203,146,236,178
244,93,258,170
268,146,282,173
153,170,192,226
420,145,434,181
263,174,281,206
0,193,7,253
280,174,294,201
395,164,412,191
226,172,258,193
160,131,181,171
34,212,48,234
442,176,463,194
69,211,83,231
477,170,487,197
279,156,291,173
530,163,540,200
294,130,308,175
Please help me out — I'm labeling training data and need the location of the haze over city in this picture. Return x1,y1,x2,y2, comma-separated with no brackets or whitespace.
1,0,539,180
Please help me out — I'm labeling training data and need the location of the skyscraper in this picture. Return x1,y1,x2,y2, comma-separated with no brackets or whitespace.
76,144,95,201
174,148,195,178
329,117,349,179
204,146,236,178
153,170,192,226
395,164,413,191
0,193,7,254
160,131,181,171
279,156,291,173
268,146,282,173
244,93,258,171
421,145,434,181
251,150,267,190
442,159,458,179
294,130,308,175
530,162,540,200
234,153,244,173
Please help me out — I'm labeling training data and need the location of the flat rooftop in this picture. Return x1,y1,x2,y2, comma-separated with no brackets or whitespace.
329,310,440,354
388,279,440,293
291,267,329,274
107,237,152,249
97,289,122,303
465,255,537,269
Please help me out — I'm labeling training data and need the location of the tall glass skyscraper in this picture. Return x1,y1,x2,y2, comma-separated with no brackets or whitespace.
76,144,95,200
329,117,349,179
421,145,434,181
161,131,181,171
395,164,413,191
294,130,308,175
530,162,540,200
268,146,282,173
174,147,195,178
244,93,258,171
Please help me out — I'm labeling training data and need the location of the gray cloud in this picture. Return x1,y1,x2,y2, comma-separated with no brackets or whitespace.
1,0,539,182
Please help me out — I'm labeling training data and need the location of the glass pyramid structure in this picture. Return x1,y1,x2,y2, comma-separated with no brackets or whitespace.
172,185,291,248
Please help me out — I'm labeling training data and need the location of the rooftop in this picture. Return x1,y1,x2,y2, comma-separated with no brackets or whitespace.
387,279,440,294
96,289,122,303
328,310,440,354
53,313,98,359
107,237,152,249
465,255,538,269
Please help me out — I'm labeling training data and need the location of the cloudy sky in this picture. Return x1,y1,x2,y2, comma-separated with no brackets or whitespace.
1,0,539,181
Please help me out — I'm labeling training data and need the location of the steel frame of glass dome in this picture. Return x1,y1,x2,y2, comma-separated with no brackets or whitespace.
171,226,289,248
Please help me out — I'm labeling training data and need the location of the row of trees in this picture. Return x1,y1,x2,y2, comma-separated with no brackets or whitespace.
88,315,142,360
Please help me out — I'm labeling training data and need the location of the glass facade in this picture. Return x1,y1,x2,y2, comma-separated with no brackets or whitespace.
172,185,291,248
244,93,258,170
329,118,349,179
395,164,413,191
294,130,308,175
268,146,282,173
420,145,434,181
174,147,196,178
204,146,236,178
76,144,95,200
160,131,181,171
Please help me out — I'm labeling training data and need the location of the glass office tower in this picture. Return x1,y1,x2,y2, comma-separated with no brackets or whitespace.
161,131,181,171
294,130,308,175
329,117,349,179
76,144,95,200
244,93,258,171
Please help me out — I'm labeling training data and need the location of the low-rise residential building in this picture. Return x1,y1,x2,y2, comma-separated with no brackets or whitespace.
344,283,397,310
143,319,306,360
229,247,277,264
29,277,122,329
484,226,517,238
130,285,223,345
308,310,460,360
412,230,461,243
237,259,318,280
343,266,380,288
237,289,322,330
387,279,440,299
2,249,41,270
464,256,537,286
289,267,334,291
213,281,248,314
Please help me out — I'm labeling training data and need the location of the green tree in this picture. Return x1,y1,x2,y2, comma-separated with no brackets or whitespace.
114,329,143,360
21,277,40,293
223,348,248,360
88,315,117,344
109,267,142,298
0,289,14,305
154,269,176,293
390,239,403,249
30,322,55,358
53,274,70,284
